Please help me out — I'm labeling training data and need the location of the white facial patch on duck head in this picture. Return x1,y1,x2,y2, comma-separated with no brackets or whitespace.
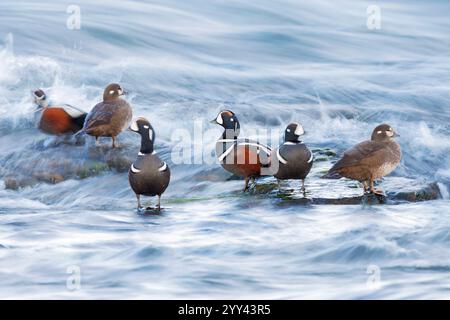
386,129,394,137
130,120,139,132
216,112,224,125
144,125,153,140
294,124,305,136
33,91,46,101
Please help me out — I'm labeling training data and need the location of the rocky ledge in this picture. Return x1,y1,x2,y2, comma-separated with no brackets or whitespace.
1,137,137,190
1,142,444,204
250,179,442,205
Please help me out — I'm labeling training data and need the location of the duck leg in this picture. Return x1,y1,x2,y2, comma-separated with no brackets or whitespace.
157,195,161,210
301,179,306,193
250,177,257,189
136,194,142,209
277,179,281,191
112,136,117,148
95,136,100,147
370,178,384,196
363,181,369,193
243,177,250,192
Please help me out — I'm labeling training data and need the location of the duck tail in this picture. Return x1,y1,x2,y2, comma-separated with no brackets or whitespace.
321,170,342,179
75,113,87,129
74,128,86,137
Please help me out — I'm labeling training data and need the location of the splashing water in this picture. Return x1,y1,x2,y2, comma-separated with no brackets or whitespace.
1,0,450,299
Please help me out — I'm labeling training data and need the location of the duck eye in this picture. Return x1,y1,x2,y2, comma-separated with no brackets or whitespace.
287,129,291,132
230,118,234,122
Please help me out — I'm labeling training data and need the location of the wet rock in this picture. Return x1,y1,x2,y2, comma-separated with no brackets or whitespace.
312,148,337,157
1,137,138,187
32,172,64,184
391,182,441,202
251,179,442,205
4,176,37,190
75,162,109,179
105,150,133,173
191,167,238,182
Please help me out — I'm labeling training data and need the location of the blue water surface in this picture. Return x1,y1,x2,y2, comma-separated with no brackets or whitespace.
0,0,450,299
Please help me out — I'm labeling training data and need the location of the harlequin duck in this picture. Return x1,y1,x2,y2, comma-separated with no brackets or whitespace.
211,110,271,191
325,124,401,195
78,83,132,148
128,117,170,210
273,123,313,192
32,89,87,135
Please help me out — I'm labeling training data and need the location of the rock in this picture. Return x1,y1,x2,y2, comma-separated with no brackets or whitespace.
391,182,441,202
250,178,442,205
4,176,37,190
312,148,337,157
1,137,138,187
191,167,239,182
105,151,133,173
32,172,64,184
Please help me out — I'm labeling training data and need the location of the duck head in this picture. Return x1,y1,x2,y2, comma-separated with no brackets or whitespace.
210,110,240,139
371,124,399,142
129,117,155,154
284,122,305,143
32,89,48,108
103,83,127,101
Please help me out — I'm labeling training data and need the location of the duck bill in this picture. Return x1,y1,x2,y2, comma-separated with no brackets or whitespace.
394,132,400,137
210,119,218,124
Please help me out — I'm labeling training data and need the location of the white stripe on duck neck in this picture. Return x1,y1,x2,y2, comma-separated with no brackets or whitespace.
284,141,302,145
138,150,156,156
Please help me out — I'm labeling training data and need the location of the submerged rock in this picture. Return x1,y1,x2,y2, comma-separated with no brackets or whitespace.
1,136,137,189
105,150,133,173
250,179,442,205
1,142,444,205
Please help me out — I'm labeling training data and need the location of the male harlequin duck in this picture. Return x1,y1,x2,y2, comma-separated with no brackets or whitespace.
273,122,313,192
78,83,132,148
33,89,87,135
325,124,401,195
211,110,271,191
128,117,170,210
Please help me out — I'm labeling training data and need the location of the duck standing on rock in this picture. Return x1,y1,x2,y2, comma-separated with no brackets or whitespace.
325,124,402,196
33,89,87,135
78,83,132,148
128,117,170,210
211,110,272,191
272,122,313,193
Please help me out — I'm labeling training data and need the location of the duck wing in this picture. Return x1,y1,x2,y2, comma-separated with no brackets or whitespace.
329,140,385,173
60,104,87,118
83,102,114,130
